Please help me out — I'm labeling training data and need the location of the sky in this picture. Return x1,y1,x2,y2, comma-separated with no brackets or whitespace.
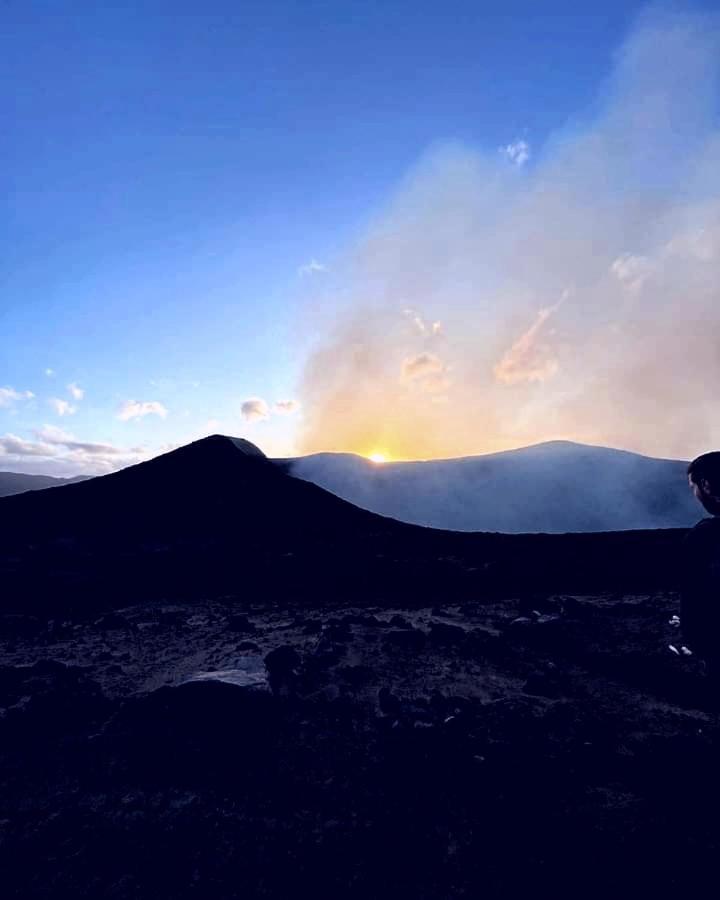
2,1,719,474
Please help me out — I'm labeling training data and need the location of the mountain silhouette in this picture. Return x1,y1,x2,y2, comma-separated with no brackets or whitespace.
288,440,697,533
0,435,688,614
0,471,89,498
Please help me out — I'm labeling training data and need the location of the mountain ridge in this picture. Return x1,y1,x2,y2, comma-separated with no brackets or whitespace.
287,440,697,533
0,434,689,615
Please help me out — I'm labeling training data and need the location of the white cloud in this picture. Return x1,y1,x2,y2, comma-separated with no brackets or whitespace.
0,387,34,408
298,259,327,277
274,400,300,415
241,397,270,422
0,426,149,475
67,382,85,401
0,433,55,457
48,398,77,417
665,227,719,262
44,368,55,377
117,400,168,422
501,139,531,167
34,424,126,456
36,424,74,443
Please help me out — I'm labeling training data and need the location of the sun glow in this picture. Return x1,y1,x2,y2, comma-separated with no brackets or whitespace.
368,452,388,464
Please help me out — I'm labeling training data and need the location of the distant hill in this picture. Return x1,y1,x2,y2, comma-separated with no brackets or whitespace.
0,435,687,614
0,471,90,498
287,441,698,533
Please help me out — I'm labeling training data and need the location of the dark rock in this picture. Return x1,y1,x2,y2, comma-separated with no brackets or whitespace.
0,660,110,743
323,619,352,641
385,628,427,650
158,609,185,627
107,680,279,783
428,622,466,644
308,637,344,669
237,641,261,652
388,614,412,628
0,614,41,638
264,645,302,675
302,620,322,634
93,613,131,631
227,614,256,634
264,645,302,695
337,665,375,688
378,687,402,717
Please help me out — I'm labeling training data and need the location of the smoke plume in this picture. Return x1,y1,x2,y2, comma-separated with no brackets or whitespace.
298,7,720,460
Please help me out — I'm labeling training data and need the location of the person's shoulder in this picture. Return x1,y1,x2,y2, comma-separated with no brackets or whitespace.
686,517,720,549
691,516,720,532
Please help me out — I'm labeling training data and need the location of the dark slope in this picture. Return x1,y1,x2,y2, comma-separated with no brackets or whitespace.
0,435,688,614
0,471,89,498
288,440,697,532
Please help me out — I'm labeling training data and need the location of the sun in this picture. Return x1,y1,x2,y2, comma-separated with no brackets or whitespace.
368,452,388,464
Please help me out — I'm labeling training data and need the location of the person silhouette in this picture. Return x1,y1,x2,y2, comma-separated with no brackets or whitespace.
681,452,720,673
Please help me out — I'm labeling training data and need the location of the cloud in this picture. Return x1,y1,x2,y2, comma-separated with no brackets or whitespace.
117,400,168,422
34,424,125,455
0,426,147,475
501,140,531,167
493,302,562,385
67,382,85,401
48,398,77,417
297,8,720,460
404,311,444,337
44,368,55,377
298,259,327,277
0,434,55,457
0,387,34,408
241,398,270,422
274,400,300,415
401,352,445,381
610,253,655,294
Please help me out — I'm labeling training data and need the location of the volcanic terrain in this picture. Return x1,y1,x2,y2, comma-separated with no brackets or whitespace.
0,435,717,899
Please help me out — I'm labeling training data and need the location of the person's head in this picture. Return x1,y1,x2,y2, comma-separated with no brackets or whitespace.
688,452,720,515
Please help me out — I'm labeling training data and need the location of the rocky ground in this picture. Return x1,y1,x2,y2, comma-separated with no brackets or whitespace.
2,589,720,898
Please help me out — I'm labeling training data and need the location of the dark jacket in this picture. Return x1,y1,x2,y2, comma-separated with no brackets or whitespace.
682,517,720,657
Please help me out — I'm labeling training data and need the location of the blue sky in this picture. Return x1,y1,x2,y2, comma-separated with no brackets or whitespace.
2,1,719,473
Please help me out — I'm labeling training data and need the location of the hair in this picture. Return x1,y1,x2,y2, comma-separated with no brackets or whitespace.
688,452,720,491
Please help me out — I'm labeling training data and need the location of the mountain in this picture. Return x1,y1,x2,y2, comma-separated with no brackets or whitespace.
288,440,698,533
0,435,707,899
0,471,89,498
0,435,687,614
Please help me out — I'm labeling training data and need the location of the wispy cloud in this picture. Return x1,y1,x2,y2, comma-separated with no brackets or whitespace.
610,254,655,294
44,368,55,377
117,400,168,422
274,400,300,415
501,139,531,167
298,259,327,277
0,387,34,409
241,398,270,422
493,304,561,385
67,382,85,401
401,352,445,382
48,398,77,417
